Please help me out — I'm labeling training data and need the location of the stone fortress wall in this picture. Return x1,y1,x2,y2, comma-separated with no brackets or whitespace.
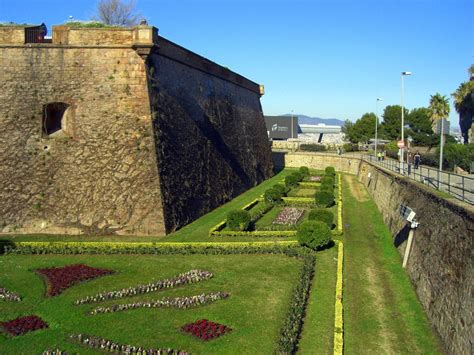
0,24,272,235
276,151,473,354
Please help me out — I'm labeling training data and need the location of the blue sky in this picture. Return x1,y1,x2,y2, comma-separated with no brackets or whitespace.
1,0,473,127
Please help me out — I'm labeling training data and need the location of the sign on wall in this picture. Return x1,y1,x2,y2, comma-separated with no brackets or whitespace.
264,116,299,140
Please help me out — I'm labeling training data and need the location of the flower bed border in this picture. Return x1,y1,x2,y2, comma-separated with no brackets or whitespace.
75,269,213,305
90,292,229,315
4,241,314,353
69,334,187,354
0,287,21,302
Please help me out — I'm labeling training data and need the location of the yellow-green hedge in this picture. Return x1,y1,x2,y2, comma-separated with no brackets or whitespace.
334,241,344,355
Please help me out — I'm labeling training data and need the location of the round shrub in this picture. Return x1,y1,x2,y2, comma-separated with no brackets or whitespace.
285,175,299,187
297,221,332,250
308,209,334,228
299,166,310,176
292,171,303,182
315,191,335,207
264,187,282,204
321,176,334,186
226,210,251,231
320,184,334,194
273,183,288,197
325,166,336,176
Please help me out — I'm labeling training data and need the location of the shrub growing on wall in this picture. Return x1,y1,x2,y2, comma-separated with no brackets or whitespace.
264,188,282,204
297,221,332,250
325,166,336,176
308,209,334,228
315,191,334,207
226,210,251,231
299,166,310,176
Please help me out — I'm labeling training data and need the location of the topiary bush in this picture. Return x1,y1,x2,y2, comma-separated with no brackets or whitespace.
321,176,334,186
273,183,288,197
315,191,335,207
264,188,282,204
297,221,332,250
226,210,251,231
299,166,310,176
319,184,334,194
291,171,304,182
285,175,299,188
325,166,336,176
308,209,334,228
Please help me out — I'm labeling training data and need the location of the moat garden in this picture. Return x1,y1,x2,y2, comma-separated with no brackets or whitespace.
0,168,442,354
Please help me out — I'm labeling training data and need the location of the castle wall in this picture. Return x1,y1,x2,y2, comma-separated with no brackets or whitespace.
0,44,166,235
0,25,272,235
147,38,273,232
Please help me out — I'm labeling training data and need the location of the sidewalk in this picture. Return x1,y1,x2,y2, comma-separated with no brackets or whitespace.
365,155,473,205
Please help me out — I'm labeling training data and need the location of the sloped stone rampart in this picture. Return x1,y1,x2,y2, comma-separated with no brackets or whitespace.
0,26,272,235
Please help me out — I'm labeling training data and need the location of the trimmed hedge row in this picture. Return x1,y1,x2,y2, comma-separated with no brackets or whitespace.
3,241,300,255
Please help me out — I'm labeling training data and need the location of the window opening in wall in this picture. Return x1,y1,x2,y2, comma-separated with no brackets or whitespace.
43,102,69,136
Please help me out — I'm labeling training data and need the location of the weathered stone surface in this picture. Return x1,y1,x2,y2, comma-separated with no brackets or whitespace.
147,47,272,232
0,25,272,235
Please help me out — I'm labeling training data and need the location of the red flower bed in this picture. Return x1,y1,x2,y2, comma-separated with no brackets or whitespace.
36,264,114,296
1,315,48,336
182,319,231,341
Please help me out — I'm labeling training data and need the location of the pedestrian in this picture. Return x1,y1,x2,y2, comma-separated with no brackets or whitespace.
414,151,421,169
337,147,341,155
382,150,386,161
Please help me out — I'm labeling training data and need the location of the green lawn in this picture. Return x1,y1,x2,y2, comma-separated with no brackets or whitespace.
341,174,442,354
0,253,301,354
298,247,337,354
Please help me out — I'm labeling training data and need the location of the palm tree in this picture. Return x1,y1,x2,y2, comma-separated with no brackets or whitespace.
452,81,474,144
428,93,450,171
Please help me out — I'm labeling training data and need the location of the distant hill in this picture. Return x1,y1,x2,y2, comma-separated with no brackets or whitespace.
282,114,345,127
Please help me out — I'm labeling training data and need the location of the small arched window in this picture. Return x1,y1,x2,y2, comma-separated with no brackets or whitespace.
42,102,72,137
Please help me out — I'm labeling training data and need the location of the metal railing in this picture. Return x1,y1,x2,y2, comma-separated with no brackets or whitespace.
364,154,474,205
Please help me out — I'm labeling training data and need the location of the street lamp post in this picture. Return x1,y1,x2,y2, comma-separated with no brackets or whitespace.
375,98,383,160
400,71,412,173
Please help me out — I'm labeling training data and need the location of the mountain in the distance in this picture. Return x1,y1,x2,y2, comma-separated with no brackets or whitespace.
282,114,345,127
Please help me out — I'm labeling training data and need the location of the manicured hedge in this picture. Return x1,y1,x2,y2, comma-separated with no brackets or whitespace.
315,191,335,207
308,209,334,228
227,210,251,231
264,187,283,204
299,166,310,176
321,176,335,186
299,144,326,152
3,241,301,256
325,166,336,176
285,175,299,188
296,221,332,250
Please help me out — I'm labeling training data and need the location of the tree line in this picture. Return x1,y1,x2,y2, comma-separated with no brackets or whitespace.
343,65,474,147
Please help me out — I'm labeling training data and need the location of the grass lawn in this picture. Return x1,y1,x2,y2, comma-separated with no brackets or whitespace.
298,246,337,354
286,187,318,197
0,253,302,354
341,174,442,354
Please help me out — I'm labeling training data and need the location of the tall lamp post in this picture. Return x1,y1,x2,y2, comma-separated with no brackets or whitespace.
375,98,383,160
400,71,412,173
